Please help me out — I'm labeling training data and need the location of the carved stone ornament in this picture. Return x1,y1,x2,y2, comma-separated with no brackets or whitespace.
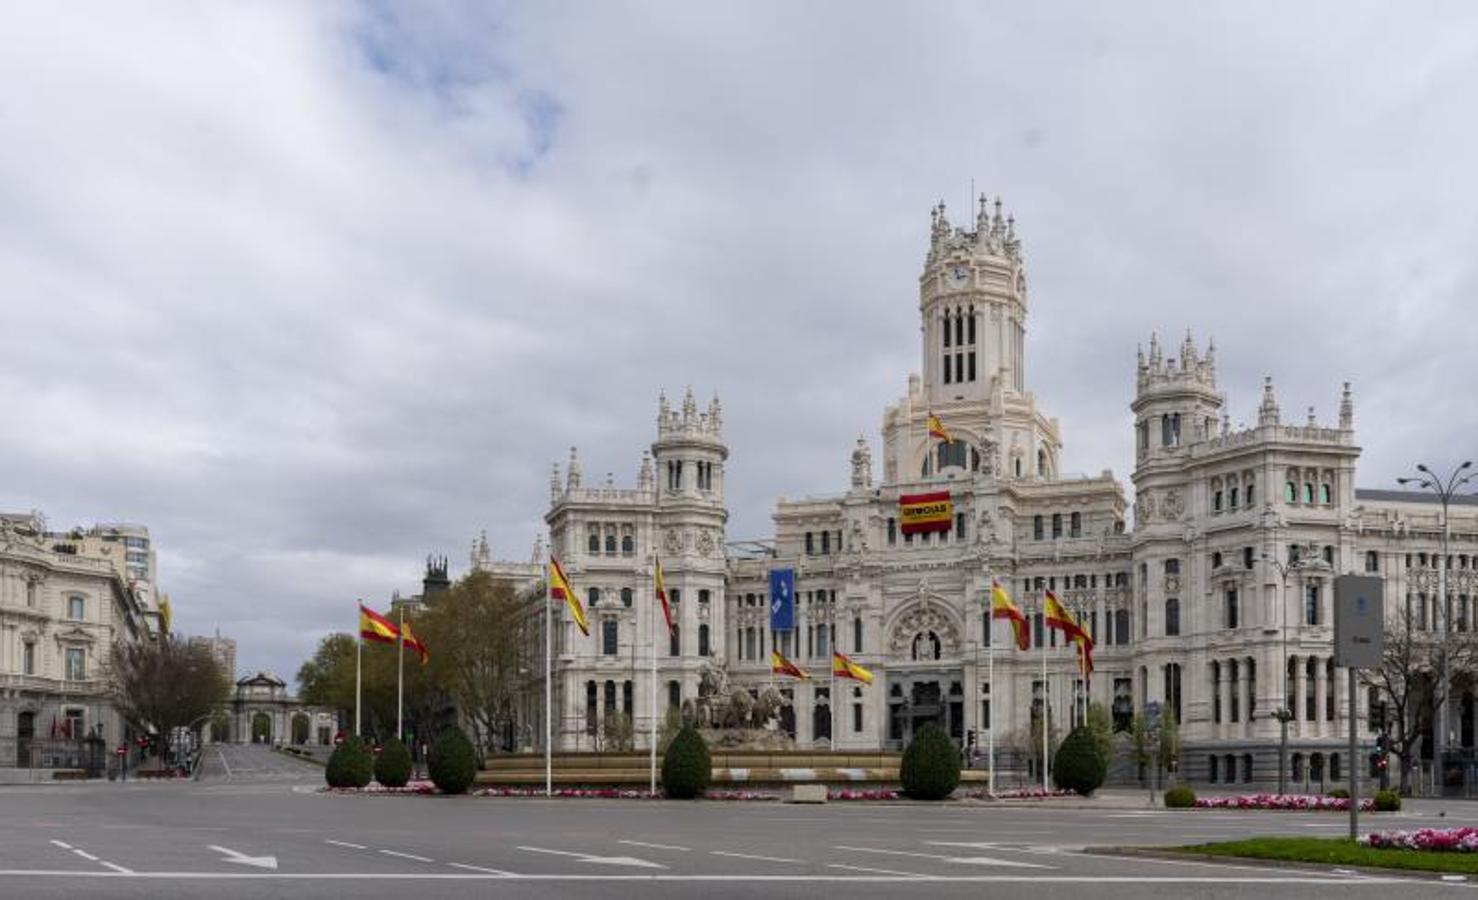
696,529,716,557
1164,574,1181,594
1161,489,1184,520
887,604,960,660
1138,492,1155,519
663,528,683,555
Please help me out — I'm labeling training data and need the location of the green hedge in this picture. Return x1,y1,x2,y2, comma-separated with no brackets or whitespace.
1374,789,1401,812
1164,785,1196,808
428,727,477,795
1053,726,1108,796
375,737,413,788
900,723,961,801
325,737,373,789
661,725,711,799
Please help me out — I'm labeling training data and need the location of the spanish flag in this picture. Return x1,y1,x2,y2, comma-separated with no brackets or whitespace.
402,620,429,665
1045,589,1094,676
359,603,399,645
990,579,1030,651
549,556,589,636
899,491,953,535
655,558,674,635
927,411,951,443
832,651,874,684
770,650,809,680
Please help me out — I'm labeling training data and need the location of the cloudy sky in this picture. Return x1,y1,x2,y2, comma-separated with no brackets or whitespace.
2,2,1476,681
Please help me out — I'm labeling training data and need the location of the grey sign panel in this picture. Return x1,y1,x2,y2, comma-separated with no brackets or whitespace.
1334,574,1384,668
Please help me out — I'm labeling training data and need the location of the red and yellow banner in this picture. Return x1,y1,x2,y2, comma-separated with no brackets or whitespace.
770,650,809,680
402,620,429,665
899,491,953,535
359,603,399,645
1045,589,1094,678
655,559,674,635
832,651,874,684
927,411,951,443
549,556,590,636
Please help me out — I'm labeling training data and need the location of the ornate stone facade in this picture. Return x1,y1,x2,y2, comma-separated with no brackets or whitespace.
539,197,1478,788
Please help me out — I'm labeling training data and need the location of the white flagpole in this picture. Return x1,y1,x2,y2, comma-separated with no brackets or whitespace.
987,602,995,796
1040,593,1048,792
545,570,554,797
355,604,362,738
396,608,405,742
649,560,658,796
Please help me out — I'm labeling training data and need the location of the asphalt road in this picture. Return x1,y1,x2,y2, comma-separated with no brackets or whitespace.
2,748,1476,899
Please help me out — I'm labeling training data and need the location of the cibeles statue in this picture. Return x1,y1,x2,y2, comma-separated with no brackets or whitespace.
682,661,793,749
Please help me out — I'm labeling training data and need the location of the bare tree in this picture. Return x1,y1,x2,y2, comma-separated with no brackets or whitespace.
1363,598,1478,794
111,634,230,764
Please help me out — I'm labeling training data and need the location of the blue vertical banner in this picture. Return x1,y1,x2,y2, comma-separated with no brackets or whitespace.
769,568,795,632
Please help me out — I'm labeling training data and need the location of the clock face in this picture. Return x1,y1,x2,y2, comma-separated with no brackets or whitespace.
949,265,969,285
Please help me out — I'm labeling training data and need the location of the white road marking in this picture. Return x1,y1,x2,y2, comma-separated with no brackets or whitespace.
1442,875,1469,883
0,870,1418,883
324,839,367,850
380,850,434,863
517,846,666,869
618,840,690,851
710,850,803,864
49,840,73,850
206,845,278,870
447,862,517,876
829,863,935,878
72,850,99,862
833,845,1053,869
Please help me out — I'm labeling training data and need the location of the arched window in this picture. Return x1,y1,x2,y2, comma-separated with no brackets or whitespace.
1033,516,1044,540
588,532,600,554
1225,589,1238,629
1052,513,1062,538
938,439,968,470
1242,753,1254,783
1306,657,1318,721
1014,457,1022,477
1208,754,1219,783
605,533,617,554
698,624,710,657
1326,657,1336,721
1038,449,1048,476
1304,483,1315,504
1246,478,1256,504
621,588,633,608
585,681,598,734
1213,490,1223,512
1211,661,1222,723
1164,598,1180,637
1365,550,1379,573
1291,752,1305,781
853,617,863,653
1224,753,1237,782
1320,483,1332,504
588,587,600,607
1070,512,1081,538
669,625,680,657
622,535,634,556
1285,482,1297,502
1310,752,1325,782
667,680,681,711
1305,584,1320,625
1229,486,1239,508
1114,609,1130,645
1330,752,1341,781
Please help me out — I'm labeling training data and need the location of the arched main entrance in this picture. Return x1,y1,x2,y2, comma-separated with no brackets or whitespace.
290,713,310,745
250,712,272,744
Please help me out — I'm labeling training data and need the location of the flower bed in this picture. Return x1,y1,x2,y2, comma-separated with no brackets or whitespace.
961,787,1075,800
322,780,436,795
829,788,899,801
1194,793,1374,812
1361,828,1478,852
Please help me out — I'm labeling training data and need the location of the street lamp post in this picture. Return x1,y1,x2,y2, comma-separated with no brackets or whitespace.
1264,543,1317,796
1398,461,1474,792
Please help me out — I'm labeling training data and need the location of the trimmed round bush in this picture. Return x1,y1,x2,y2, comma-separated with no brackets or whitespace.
325,737,373,789
1163,785,1196,808
1327,787,1349,800
1374,789,1401,812
428,726,477,795
375,737,413,788
661,725,711,799
900,723,961,801
1053,726,1108,796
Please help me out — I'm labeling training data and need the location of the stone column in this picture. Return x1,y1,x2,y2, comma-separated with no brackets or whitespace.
1314,657,1327,739
1291,656,1304,734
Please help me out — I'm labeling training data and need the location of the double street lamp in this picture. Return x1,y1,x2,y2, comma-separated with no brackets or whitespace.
1397,461,1475,787
1264,544,1317,795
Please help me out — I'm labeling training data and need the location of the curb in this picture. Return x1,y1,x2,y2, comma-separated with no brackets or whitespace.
1084,845,1472,883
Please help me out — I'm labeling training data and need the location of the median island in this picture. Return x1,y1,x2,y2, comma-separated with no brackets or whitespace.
1175,834,1478,877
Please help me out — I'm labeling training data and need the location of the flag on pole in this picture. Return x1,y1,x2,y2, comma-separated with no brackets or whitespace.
990,579,1030,650
770,650,810,680
549,556,589,636
655,558,674,635
831,651,874,684
402,620,429,664
1044,589,1094,676
359,603,400,644
927,411,951,443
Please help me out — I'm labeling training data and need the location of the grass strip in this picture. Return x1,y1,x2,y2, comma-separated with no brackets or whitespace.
1179,836,1478,876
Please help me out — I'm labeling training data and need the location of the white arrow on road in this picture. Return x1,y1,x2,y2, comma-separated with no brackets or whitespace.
517,846,665,869
207,845,278,870
834,845,1052,869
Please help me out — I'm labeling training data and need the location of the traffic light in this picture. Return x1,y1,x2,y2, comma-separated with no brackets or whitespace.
966,731,976,750
1375,732,1390,755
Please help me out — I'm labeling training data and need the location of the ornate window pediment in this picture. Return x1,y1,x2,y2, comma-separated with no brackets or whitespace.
888,602,960,661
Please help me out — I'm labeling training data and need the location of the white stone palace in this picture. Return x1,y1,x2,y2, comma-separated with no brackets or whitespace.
535,196,1478,788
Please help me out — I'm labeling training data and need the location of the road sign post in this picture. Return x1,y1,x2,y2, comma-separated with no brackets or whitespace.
1334,574,1384,841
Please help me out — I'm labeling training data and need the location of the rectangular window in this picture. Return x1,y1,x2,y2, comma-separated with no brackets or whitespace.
967,312,975,344
887,518,897,545
23,642,35,675
955,512,966,539
967,352,976,382
1051,514,1062,539
981,682,991,729
602,621,619,656
68,596,84,620
955,352,963,382
852,703,863,733
1070,512,1081,538
820,531,830,554
943,355,951,384
1225,589,1239,629
65,648,85,681
805,532,814,555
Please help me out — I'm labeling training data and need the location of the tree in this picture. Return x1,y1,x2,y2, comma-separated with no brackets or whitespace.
661,725,712,799
602,712,634,752
417,571,533,758
1157,709,1181,778
1085,701,1115,769
1127,713,1152,784
110,633,229,765
1361,599,1478,794
900,723,962,800
297,629,441,744
1053,726,1108,796
429,726,478,794
375,737,413,788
